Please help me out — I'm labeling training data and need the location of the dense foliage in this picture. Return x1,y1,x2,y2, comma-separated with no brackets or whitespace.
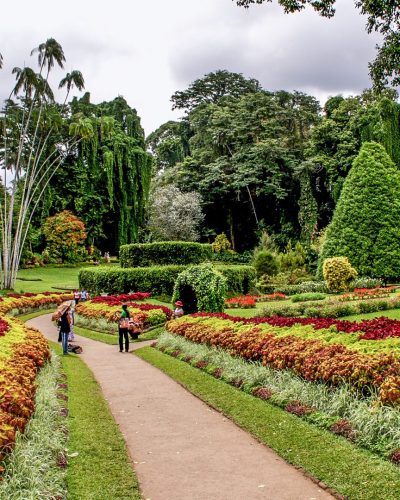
41,94,152,254
319,142,400,280
172,264,226,313
119,242,212,268
150,71,400,253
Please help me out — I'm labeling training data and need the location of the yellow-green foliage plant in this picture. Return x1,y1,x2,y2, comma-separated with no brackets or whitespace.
323,256,357,293
212,233,232,253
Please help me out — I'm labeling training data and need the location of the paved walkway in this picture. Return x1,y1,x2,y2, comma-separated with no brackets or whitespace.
28,315,333,500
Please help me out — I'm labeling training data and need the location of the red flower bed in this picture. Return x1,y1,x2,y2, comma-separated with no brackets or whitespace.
225,296,257,308
91,292,151,305
192,312,400,341
339,287,395,301
166,315,400,404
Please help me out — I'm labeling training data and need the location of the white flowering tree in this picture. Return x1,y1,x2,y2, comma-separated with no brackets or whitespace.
148,185,204,241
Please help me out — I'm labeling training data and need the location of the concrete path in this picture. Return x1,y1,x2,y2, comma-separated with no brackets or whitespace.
28,315,333,500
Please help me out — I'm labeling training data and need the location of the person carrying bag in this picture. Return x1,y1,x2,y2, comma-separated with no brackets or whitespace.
118,304,130,353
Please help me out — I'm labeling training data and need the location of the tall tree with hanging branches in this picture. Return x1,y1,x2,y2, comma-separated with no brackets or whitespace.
0,39,95,289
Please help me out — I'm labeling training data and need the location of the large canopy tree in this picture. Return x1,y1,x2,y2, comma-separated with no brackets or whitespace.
156,87,320,250
234,0,400,89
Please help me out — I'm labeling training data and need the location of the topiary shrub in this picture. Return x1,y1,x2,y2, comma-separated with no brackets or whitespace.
79,264,253,296
119,241,212,268
323,257,358,293
172,264,226,313
253,251,278,278
318,142,400,280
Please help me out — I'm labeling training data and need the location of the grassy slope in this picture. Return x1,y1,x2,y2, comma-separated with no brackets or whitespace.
50,341,140,500
343,309,400,321
16,267,81,292
136,347,400,500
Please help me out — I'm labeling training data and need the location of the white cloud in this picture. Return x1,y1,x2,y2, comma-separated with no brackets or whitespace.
0,0,380,134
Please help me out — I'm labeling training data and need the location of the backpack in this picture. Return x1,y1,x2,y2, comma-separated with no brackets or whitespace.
68,344,83,354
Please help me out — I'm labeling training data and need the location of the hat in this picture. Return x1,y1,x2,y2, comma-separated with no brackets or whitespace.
175,300,183,307
57,302,70,314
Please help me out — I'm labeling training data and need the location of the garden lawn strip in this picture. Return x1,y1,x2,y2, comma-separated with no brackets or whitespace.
28,314,332,500
136,346,400,500
74,325,119,345
16,308,55,321
48,339,140,500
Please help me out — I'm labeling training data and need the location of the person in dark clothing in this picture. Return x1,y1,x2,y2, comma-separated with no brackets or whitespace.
118,304,130,353
59,304,71,355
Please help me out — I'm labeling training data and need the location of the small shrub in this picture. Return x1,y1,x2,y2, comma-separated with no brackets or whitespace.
285,401,314,417
212,233,232,253
252,387,273,400
291,292,326,303
273,281,328,295
330,419,357,442
323,256,357,293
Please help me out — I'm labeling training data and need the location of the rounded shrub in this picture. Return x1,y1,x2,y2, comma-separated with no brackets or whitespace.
172,264,226,313
323,257,357,293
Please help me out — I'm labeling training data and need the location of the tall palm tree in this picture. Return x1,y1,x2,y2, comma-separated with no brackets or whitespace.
31,38,65,77
12,67,38,98
59,70,85,103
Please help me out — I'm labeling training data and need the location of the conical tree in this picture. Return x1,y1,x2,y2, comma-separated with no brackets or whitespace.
318,141,400,280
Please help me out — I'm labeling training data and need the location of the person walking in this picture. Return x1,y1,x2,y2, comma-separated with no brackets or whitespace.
74,289,81,305
59,303,71,355
118,303,130,353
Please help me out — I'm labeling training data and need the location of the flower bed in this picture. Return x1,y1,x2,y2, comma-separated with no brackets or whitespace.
338,287,395,301
90,292,151,305
0,316,50,475
154,331,400,462
76,297,172,329
166,314,400,404
225,293,287,308
0,292,73,316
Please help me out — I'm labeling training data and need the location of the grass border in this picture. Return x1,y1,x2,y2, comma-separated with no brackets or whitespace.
50,341,140,500
135,346,400,500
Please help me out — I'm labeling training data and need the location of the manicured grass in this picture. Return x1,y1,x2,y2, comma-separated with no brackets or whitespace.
16,267,81,293
343,309,400,321
17,309,55,321
136,347,400,500
50,341,140,500
74,325,164,345
74,326,119,345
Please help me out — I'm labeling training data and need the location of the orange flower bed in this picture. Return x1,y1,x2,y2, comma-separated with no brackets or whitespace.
0,292,73,315
0,316,50,474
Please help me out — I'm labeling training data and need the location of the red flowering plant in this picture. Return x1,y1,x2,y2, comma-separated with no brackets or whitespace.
338,287,395,302
166,314,400,405
224,296,257,308
91,292,151,305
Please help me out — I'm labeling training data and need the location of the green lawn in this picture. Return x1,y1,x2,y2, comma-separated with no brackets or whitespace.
136,347,400,500
51,341,140,500
16,267,81,292
342,309,400,321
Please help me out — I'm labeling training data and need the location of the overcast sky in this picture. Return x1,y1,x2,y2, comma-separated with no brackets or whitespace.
1,0,380,135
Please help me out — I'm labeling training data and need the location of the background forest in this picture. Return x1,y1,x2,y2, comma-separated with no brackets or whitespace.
22,69,399,269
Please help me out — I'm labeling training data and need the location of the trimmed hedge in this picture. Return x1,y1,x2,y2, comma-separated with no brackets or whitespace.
79,264,256,296
119,242,212,268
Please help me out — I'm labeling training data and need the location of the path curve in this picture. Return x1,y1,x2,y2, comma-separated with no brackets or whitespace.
29,315,333,500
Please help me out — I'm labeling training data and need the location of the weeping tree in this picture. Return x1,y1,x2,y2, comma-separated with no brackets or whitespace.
0,39,93,289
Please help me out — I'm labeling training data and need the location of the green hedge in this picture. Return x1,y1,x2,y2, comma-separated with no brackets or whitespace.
79,264,256,296
119,242,212,268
